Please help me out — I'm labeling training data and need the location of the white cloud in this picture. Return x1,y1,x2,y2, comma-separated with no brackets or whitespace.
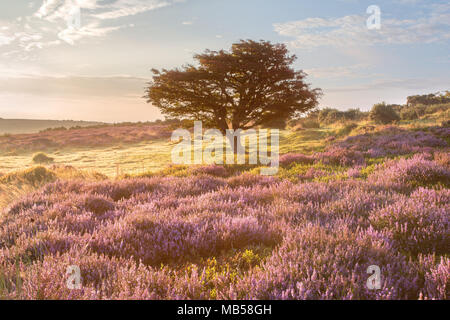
10,0,180,50
0,34,15,46
93,0,170,20
35,0,98,20
274,5,450,48
58,22,122,45
324,77,450,94
305,64,372,79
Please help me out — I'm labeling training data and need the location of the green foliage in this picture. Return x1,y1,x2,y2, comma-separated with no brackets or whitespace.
145,40,321,132
369,103,400,124
335,123,358,137
400,103,449,120
276,162,346,182
407,91,450,106
318,108,367,125
296,119,320,129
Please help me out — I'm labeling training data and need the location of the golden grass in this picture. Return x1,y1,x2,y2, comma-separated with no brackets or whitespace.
0,113,446,211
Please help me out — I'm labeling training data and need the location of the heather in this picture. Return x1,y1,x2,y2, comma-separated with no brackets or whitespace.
1,162,448,299
0,120,449,300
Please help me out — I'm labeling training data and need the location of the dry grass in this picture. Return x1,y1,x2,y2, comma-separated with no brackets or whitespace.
0,123,172,154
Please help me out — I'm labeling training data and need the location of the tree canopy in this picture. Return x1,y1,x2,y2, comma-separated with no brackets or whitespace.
145,40,321,133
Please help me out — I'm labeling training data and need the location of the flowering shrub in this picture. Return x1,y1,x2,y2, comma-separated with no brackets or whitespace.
336,128,447,157
0,125,448,300
314,146,366,167
369,188,449,255
190,165,229,177
368,154,450,188
279,153,314,167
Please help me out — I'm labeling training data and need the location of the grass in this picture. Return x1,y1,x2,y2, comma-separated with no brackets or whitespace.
0,128,331,178
0,109,448,300
0,112,447,212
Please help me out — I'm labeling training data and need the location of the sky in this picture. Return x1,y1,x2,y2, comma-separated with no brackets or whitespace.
0,0,449,122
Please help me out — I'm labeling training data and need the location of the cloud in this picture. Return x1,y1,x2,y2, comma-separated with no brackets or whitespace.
29,0,179,47
326,77,450,93
0,73,147,97
58,22,122,45
0,34,15,46
35,0,97,21
92,0,171,20
273,5,450,48
304,64,372,79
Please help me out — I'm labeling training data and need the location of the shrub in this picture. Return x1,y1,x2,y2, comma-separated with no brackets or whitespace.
369,103,400,124
279,153,314,167
442,120,450,127
336,123,358,137
400,107,420,120
314,146,366,167
299,119,320,129
318,108,367,125
369,188,449,255
0,166,56,187
368,154,450,188
32,152,54,164
83,195,115,215
190,165,229,177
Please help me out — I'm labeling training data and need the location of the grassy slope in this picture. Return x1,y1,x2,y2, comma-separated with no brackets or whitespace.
0,119,104,135
0,110,447,211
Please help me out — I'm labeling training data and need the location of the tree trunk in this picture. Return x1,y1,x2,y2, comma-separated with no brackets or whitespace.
226,134,241,155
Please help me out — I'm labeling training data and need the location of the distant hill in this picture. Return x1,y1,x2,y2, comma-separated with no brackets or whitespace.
0,118,105,134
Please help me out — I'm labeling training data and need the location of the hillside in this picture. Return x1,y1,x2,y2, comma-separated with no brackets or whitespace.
0,121,448,299
0,104,448,300
0,118,105,135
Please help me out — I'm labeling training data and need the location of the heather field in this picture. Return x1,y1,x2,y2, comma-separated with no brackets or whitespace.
0,115,449,300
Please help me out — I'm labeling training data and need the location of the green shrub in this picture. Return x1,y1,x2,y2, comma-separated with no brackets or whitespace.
369,103,400,124
32,152,54,164
336,122,358,137
425,103,449,114
318,108,367,125
299,119,320,129
400,107,419,120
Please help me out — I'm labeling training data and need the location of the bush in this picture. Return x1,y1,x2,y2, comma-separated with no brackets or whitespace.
369,103,400,124
400,106,420,120
336,123,358,137
299,119,320,129
32,152,54,164
318,108,367,125
0,166,56,187
407,92,450,106
83,195,115,215
400,103,448,120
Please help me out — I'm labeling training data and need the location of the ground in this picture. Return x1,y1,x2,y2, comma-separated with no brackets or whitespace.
0,110,448,300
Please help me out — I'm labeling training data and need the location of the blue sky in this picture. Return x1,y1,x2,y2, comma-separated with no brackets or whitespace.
0,0,449,122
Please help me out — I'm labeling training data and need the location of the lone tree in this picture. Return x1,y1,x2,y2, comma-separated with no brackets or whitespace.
145,40,321,147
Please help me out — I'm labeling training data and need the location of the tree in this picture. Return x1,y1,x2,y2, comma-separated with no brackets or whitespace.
369,102,400,124
145,40,321,140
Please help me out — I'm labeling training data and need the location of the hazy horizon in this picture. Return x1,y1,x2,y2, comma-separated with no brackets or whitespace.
1,0,449,122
